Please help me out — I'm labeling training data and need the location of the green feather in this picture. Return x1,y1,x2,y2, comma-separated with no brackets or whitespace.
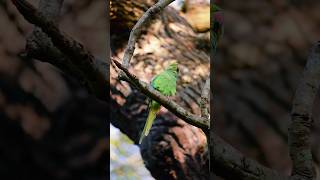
139,62,178,144
139,101,160,144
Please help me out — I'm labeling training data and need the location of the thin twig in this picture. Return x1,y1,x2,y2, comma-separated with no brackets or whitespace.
112,59,209,131
114,0,209,130
121,0,175,69
288,42,320,179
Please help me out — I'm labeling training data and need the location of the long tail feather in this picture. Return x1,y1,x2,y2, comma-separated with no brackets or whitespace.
139,106,159,144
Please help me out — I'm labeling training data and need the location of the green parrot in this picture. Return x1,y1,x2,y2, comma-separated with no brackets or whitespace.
139,62,179,144
211,4,223,53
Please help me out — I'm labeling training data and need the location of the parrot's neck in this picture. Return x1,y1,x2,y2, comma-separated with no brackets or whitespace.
168,70,178,78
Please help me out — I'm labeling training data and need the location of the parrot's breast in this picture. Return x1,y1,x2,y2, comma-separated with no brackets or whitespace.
151,72,177,96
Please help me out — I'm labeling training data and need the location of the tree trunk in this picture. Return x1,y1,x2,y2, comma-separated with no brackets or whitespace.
110,1,210,179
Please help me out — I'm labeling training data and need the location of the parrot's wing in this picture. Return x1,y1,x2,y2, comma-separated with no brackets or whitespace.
151,72,176,96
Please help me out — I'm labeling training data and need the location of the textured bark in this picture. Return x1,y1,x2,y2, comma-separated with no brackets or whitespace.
213,1,320,179
111,1,287,179
12,0,108,101
211,133,289,180
110,0,153,51
0,0,108,179
8,0,320,179
0,71,108,180
182,1,210,33
289,43,320,179
110,1,209,179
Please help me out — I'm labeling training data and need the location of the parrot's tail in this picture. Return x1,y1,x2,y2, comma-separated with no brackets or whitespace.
139,107,159,144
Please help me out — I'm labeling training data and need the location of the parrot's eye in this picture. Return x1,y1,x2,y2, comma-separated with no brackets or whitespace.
177,67,180,73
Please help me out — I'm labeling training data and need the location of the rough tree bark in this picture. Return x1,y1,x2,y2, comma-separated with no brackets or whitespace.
212,1,320,179
9,0,320,179
11,0,210,179
0,0,108,179
110,1,210,179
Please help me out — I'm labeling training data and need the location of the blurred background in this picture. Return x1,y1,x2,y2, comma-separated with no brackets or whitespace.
213,0,320,179
1,0,320,179
0,0,107,179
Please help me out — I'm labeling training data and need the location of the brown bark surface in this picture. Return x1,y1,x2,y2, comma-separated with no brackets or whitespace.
2,0,320,179
0,0,107,179
110,1,210,179
213,1,320,179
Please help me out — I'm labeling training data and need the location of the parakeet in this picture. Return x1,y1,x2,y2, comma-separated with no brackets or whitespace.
139,62,179,144
211,4,223,53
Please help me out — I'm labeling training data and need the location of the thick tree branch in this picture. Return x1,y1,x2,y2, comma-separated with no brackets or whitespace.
35,0,63,21
211,42,320,180
200,77,210,120
22,0,91,100
112,59,209,132
121,0,175,69
24,0,72,76
212,133,289,180
11,0,108,101
289,42,320,179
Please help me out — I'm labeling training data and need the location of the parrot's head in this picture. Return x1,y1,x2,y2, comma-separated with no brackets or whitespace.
166,62,179,75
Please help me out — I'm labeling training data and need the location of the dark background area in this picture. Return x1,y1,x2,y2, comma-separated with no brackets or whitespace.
213,0,320,178
0,0,108,179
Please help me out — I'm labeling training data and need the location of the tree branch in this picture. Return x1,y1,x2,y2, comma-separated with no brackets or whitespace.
211,132,289,180
113,0,210,131
200,77,210,120
24,0,72,76
121,0,175,69
11,0,108,101
211,42,320,180
112,59,209,132
22,0,91,98
289,42,320,179
35,0,63,21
